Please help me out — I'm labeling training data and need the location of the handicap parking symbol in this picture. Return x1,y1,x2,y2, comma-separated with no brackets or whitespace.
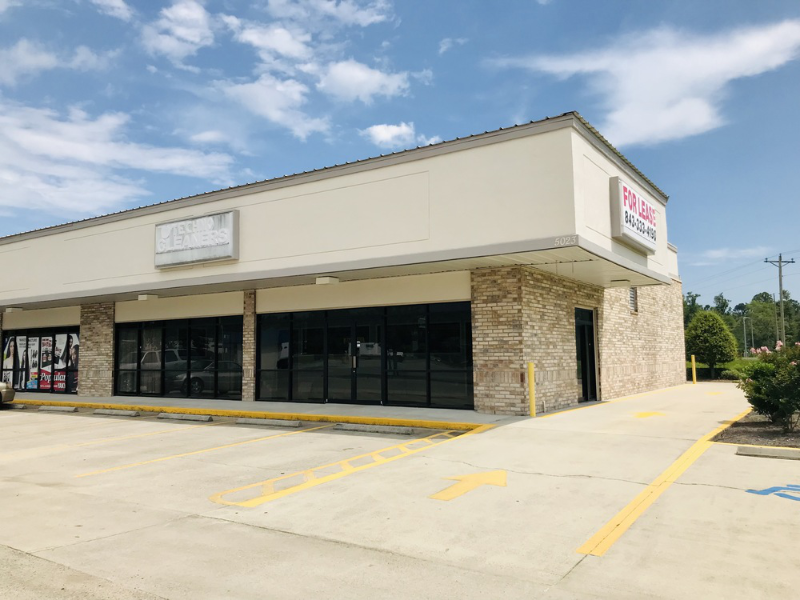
746,485,800,502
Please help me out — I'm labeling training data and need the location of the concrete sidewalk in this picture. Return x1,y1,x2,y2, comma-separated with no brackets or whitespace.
10,392,518,430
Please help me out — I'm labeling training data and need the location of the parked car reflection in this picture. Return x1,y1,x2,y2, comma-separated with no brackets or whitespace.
169,360,242,396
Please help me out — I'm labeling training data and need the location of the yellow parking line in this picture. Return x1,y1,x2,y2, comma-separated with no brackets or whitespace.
76,424,332,478
210,423,495,508
576,409,751,557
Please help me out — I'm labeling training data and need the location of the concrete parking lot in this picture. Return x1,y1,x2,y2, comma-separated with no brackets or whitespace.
2,383,798,599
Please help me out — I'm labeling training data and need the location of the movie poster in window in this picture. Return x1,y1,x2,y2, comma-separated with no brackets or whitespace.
40,336,52,390
14,336,27,389
2,336,18,371
26,337,40,389
54,334,68,391
1,336,15,385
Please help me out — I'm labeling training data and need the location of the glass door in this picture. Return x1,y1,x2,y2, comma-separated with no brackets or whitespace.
325,308,383,404
353,308,383,403
575,308,597,402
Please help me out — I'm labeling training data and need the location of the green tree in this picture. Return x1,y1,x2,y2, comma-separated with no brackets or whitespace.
752,292,774,304
713,293,731,316
683,292,701,326
749,300,778,349
685,311,738,378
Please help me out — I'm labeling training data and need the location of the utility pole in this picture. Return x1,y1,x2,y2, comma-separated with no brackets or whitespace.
765,254,795,344
742,316,750,356
773,294,780,345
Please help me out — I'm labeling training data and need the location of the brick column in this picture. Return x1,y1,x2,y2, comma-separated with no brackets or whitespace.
471,266,603,416
78,302,115,398
471,267,527,415
241,290,256,401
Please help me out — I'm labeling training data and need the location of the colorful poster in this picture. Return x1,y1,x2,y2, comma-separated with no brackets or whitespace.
14,336,27,389
2,336,18,371
40,337,52,390
26,337,40,389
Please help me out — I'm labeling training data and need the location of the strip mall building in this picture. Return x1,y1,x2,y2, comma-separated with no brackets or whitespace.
0,112,685,415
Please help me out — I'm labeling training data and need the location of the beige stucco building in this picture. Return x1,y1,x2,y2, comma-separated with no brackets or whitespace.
0,112,685,415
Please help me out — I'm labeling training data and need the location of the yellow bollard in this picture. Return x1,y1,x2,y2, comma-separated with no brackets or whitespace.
691,355,697,385
528,362,536,416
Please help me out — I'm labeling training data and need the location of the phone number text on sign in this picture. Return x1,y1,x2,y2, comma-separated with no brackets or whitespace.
623,209,656,243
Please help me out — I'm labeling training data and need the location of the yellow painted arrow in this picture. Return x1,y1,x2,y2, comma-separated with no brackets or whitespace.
634,411,665,419
430,470,507,501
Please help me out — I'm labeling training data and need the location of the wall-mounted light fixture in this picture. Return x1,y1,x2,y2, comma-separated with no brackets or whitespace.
315,276,340,285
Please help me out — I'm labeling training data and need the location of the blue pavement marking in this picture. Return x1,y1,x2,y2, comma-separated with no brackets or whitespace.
746,485,800,502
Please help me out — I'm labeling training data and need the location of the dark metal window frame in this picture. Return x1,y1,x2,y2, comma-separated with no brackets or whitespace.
256,302,473,409
114,316,243,400
1,326,80,394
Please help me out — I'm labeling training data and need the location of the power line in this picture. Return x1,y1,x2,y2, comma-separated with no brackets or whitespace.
689,264,770,294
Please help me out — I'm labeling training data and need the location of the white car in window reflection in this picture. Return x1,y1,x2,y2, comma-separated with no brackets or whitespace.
169,360,242,396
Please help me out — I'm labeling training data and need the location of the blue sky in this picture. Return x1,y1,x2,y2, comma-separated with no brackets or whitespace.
1,0,799,306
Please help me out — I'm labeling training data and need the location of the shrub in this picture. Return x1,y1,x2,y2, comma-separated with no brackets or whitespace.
719,369,740,380
685,311,738,378
738,342,800,432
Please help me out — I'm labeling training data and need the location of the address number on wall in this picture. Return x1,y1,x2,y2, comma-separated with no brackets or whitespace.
553,236,577,247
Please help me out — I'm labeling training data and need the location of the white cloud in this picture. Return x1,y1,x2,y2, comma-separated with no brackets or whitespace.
222,14,312,66
360,122,440,149
0,100,233,216
266,0,391,28
89,0,134,21
688,246,771,267
189,130,228,144
218,74,329,139
142,0,214,70
438,37,467,55
0,0,20,17
490,20,800,146
0,39,114,86
317,59,407,103
0,39,59,86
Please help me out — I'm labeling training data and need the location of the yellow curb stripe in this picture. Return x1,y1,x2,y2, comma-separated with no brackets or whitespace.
75,424,332,478
576,408,751,557
12,399,482,431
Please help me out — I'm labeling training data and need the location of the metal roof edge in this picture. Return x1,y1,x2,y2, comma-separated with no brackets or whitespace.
569,113,669,203
0,111,669,245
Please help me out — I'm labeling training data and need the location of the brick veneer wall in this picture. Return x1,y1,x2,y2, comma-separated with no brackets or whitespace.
597,280,685,399
242,290,256,401
471,266,685,415
78,302,115,397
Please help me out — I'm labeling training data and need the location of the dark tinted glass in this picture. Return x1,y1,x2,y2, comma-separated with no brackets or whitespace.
259,370,289,400
429,303,472,369
293,369,324,401
430,370,473,408
190,318,216,367
292,312,324,370
117,327,138,370
260,314,290,370
218,316,243,367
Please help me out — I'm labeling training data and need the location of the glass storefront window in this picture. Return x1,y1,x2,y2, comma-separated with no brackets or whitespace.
115,316,244,400
256,302,473,409
2,328,80,394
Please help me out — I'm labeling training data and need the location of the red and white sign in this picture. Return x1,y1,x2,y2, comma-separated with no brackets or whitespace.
610,177,658,254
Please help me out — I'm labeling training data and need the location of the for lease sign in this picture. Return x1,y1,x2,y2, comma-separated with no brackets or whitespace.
610,177,658,254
